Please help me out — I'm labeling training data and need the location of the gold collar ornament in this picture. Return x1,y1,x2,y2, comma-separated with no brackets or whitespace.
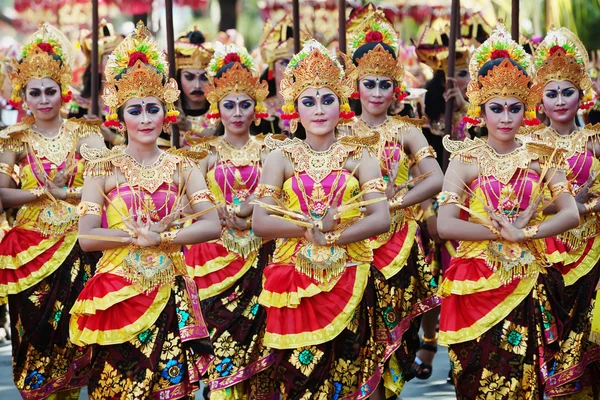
102,21,180,129
175,27,214,71
204,43,269,123
463,23,542,127
533,27,594,111
346,3,407,101
280,39,356,133
9,22,74,108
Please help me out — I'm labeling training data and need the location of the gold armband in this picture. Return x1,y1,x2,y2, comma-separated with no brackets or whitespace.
160,229,180,245
0,162,19,185
389,194,404,210
485,224,500,238
189,189,214,208
254,183,282,199
437,191,461,206
29,187,45,198
549,181,573,197
360,177,387,194
422,333,438,344
77,201,103,217
325,230,342,246
522,225,539,240
66,187,81,200
412,146,437,165
422,205,435,220
585,198,599,214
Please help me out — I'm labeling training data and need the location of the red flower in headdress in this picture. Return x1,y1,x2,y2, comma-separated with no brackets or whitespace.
128,52,149,67
549,45,566,56
37,43,54,54
491,49,510,60
223,53,241,64
365,31,384,43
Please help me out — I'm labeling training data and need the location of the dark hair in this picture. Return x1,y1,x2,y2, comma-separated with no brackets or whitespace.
351,42,396,65
260,67,278,98
186,30,205,45
80,64,102,99
215,61,250,79
424,69,447,122
478,57,527,78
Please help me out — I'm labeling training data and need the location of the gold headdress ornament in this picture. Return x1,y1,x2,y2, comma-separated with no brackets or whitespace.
280,39,355,133
346,3,407,101
79,19,122,67
413,26,471,73
464,23,541,126
533,27,594,110
102,21,180,129
259,15,297,80
204,42,269,123
174,27,214,71
8,22,74,108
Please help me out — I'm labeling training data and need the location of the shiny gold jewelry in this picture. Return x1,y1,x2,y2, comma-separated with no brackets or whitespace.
412,146,437,165
66,187,81,200
325,230,342,246
160,229,180,245
245,215,252,227
522,225,539,240
254,183,282,199
175,27,214,70
189,189,214,208
485,224,501,238
77,200,102,217
113,152,177,194
422,205,436,220
422,333,438,344
389,194,404,210
314,220,324,231
437,191,462,206
549,181,574,196
360,177,387,195
28,187,45,198
0,162,19,185
585,198,598,214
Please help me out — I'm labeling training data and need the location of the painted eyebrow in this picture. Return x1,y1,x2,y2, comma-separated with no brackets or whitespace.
544,86,576,92
126,102,161,108
488,102,523,107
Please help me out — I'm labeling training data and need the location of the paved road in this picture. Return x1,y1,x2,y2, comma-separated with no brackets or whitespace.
0,340,457,399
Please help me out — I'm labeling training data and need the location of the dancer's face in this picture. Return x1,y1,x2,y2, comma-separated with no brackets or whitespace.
219,92,255,136
122,96,165,145
455,68,470,97
358,74,394,118
542,80,580,124
483,96,524,141
297,87,339,137
181,68,209,105
25,78,62,122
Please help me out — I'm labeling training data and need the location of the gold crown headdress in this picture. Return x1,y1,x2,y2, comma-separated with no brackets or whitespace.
346,3,407,101
533,27,594,110
102,21,180,129
280,39,355,133
175,27,214,71
464,23,541,126
259,16,296,80
204,43,269,123
80,19,122,67
9,22,74,108
413,26,471,73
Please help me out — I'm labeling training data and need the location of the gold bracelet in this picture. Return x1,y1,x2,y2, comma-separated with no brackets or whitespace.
522,225,539,240
189,189,214,208
422,205,435,220
360,177,387,194
245,216,252,227
437,191,461,206
412,145,437,165
160,229,180,245
549,181,573,196
485,224,500,238
325,231,342,246
314,220,324,231
389,194,404,210
29,187,45,198
66,187,81,200
254,183,281,199
77,200,103,217
0,162,19,185
422,333,438,344
585,198,598,214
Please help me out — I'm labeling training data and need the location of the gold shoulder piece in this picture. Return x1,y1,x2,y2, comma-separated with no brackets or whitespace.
166,147,208,164
338,132,380,148
583,123,600,137
0,119,33,140
265,133,296,151
524,139,569,170
187,135,218,150
80,144,123,177
0,117,33,153
442,135,486,156
64,117,103,139
393,115,429,127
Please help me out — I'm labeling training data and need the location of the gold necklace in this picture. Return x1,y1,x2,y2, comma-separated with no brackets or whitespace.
214,136,263,167
113,151,178,193
284,139,355,183
27,123,75,166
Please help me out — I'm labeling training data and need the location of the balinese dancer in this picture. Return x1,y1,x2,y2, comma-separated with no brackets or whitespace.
184,43,275,398
252,39,394,399
0,23,105,399
69,22,221,399
344,3,443,387
437,25,581,399
527,27,600,397
174,27,215,143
